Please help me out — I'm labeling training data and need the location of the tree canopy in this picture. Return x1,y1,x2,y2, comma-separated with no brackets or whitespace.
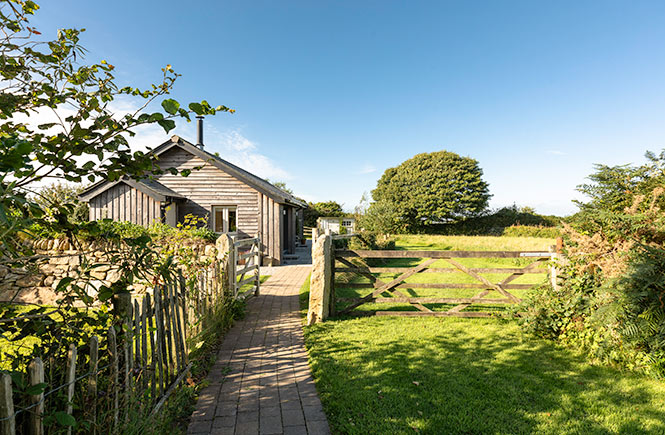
0,0,232,266
304,201,345,227
369,151,491,232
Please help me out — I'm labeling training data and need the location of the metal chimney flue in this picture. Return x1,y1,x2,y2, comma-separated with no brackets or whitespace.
196,116,204,149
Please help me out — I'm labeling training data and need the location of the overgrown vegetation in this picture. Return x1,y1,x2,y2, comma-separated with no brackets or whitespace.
521,150,665,377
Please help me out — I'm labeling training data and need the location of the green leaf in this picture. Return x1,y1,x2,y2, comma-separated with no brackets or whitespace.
161,99,179,115
55,277,74,293
55,411,76,427
98,286,113,302
188,102,203,115
25,383,48,395
157,119,176,133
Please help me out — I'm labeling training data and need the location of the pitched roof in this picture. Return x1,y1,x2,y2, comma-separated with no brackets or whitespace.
79,177,185,202
151,135,307,208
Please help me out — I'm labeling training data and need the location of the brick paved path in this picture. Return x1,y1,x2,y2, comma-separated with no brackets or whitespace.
187,265,330,435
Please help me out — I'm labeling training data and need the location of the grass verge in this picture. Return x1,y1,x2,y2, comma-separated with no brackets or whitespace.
302,235,665,434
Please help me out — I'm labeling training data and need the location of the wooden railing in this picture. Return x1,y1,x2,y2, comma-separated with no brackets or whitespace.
229,237,261,299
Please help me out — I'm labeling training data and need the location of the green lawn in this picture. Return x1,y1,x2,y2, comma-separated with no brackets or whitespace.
302,235,665,434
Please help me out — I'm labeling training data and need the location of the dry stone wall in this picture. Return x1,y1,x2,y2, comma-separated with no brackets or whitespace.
0,238,217,305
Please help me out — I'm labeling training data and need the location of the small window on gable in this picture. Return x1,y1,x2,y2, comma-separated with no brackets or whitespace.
212,206,238,233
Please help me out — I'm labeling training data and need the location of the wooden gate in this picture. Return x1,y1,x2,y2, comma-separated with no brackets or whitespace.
333,249,554,317
229,237,261,298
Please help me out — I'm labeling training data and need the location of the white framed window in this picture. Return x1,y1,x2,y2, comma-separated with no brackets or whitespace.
342,220,353,227
212,206,237,233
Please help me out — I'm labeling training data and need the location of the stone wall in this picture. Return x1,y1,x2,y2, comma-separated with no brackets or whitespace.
0,238,217,305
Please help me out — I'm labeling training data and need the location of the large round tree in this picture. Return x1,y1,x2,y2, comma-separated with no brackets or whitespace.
370,151,491,232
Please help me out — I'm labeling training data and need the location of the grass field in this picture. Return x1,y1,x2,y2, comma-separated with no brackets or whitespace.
302,235,665,434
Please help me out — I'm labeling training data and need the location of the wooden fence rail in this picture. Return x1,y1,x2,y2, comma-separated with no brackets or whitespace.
229,237,261,299
333,247,556,318
0,237,263,435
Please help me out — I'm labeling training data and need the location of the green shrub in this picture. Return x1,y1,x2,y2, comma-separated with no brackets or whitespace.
348,231,396,250
430,205,561,236
503,225,562,238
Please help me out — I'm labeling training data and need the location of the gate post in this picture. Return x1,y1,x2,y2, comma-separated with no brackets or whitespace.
307,234,332,325
549,237,565,291
216,234,235,297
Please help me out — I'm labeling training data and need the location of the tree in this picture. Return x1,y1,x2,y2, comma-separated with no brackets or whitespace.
303,201,345,227
369,151,491,232
266,179,293,194
0,0,232,265
33,182,89,224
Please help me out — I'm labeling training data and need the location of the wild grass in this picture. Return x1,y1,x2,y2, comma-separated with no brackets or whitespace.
301,235,665,434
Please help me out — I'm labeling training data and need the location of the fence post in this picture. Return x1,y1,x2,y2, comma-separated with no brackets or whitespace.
216,233,234,297
65,344,77,435
549,237,564,291
88,337,98,435
312,227,319,247
28,357,44,435
307,234,332,325
254,239,260,296
0,374,14,435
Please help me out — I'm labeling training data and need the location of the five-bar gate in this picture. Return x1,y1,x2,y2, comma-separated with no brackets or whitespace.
334,249,555,317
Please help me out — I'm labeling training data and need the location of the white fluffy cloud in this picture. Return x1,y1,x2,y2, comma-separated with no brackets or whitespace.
196,127,292,181
11,97,291,186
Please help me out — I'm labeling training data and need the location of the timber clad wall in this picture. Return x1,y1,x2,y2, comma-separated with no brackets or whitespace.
154,147,259,235
257,192,282,265
154,147,283,265
88,182,161,226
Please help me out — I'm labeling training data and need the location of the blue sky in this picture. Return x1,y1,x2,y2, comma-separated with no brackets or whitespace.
32,1,665,215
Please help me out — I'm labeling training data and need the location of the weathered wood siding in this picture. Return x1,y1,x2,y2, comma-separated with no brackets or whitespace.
257,192,282,265
154,146,287,265
154,147,259,234
88,182,161,227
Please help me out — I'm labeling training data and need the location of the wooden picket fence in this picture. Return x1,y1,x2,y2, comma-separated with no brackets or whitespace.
0,259,235,435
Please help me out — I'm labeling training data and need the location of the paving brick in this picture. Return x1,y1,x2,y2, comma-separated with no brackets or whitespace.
306,419,331,435
302,404,327,422
259,415,282,434
215,401,237,417
281,408,305,427
235,420,259,434
187,266,329,435
259,406,281,418
282,425,307,435
237,410,259,424
188,419,213,433
212,415,236,428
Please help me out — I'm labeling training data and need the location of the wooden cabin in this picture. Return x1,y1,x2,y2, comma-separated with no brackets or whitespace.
317,216,356,234
80,134,306,266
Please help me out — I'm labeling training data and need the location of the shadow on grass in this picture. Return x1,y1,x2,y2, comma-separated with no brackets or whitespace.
304,317,665,434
